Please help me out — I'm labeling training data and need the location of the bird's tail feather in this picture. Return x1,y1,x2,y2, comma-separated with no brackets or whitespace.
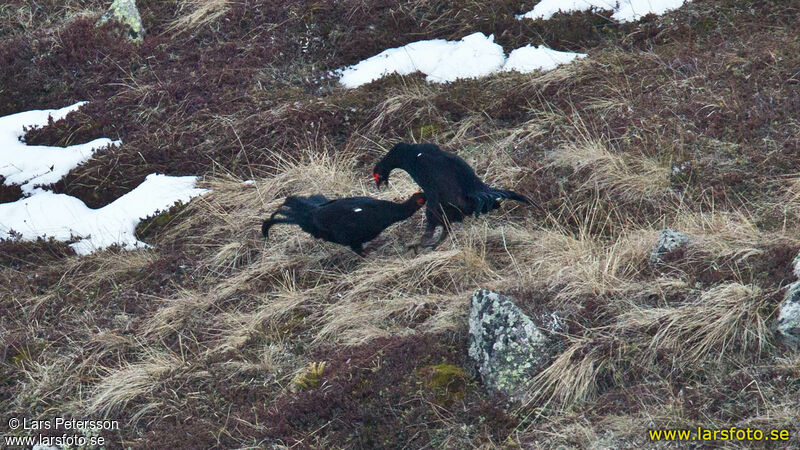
283,194,330,211
487,188,533,205
470,188,539,217
262,195,326,238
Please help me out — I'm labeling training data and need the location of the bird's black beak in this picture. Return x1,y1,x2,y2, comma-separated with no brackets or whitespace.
373,173,386,188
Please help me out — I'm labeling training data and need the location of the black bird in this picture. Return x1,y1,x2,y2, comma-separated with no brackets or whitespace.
372,142,537,248
262,192,426,256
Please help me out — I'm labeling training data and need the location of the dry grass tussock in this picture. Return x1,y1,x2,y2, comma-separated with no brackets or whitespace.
618,283,771,363
511,227,653,301
168,0,231,32
547,138,672,203
667,205,799,264
85,349,185,417
366,81,445,138
525,282,773,412
25,249,158,314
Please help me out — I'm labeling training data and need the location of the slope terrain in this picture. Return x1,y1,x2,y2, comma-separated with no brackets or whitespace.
2,0,800,447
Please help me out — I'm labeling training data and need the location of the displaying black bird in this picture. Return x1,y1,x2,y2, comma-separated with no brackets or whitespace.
262,192,426,256
372,142,537,248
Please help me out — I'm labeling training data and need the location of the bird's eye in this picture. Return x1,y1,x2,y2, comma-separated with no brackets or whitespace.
373,173,380,182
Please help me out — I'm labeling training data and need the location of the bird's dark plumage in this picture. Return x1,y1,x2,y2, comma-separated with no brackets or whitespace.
373,142,537,248
262,192,426,256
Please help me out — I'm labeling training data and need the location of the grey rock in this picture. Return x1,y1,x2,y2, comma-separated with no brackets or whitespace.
775,252,800,349
467,289,561,401
99,0,144,41
650,229,692,267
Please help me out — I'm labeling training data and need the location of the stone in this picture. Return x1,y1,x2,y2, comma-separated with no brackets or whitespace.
99,0,144,41
649,229,692,267
775,252,800,349
467,289,561,401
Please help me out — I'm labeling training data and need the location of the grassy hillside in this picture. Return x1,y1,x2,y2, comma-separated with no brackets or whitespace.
2,0,800,447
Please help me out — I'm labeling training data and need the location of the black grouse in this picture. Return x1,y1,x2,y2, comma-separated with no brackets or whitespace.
261,192,426,256
372,142,537,247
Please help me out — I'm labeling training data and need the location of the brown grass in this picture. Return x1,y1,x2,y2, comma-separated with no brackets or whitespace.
3,0,800,447
547,138,672,203
168,0,230,32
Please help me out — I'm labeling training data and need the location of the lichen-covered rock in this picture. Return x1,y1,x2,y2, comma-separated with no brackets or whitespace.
467,289,560,401
649,229,692,267
99,0,144,41
775,252,800,349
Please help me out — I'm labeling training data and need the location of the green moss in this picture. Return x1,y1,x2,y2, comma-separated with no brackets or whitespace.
10,342,45,368
417,123,443,141
692,16,717,34
276,312,307,336
290,361,326,392
418,363,469,406
134,201,189,240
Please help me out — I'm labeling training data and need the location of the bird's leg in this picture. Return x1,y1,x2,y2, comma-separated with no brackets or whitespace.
420,226,440,247
473,196,484,218
421,206,453,249
420,227,441,248
422,224,450,249
350,243,366,257
359,240,384,257
407,222,438,253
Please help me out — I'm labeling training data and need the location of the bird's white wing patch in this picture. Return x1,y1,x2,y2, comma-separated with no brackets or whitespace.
353,208,363,212
417,152,423,157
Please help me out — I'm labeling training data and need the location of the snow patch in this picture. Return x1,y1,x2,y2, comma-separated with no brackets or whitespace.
517,0,689,23
338,32,585,88
339,32,506,87
503,45,586,73
0,102,119,194
0,104,209,255
0,174,208,255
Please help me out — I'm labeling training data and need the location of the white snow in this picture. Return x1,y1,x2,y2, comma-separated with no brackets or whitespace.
0,102,119,194
613,0,688,22
503,45,586,72
0,174,208,255
0,104,209,255
517,0,689,23
339,32,507,87
338,32,585,88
